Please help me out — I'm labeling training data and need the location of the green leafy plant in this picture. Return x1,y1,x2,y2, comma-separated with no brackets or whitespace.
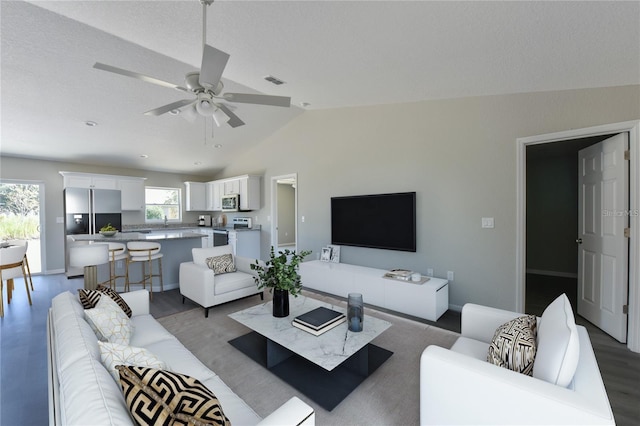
250,246,311,297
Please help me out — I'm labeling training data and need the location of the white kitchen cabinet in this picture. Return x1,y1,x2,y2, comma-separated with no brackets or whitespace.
205,174,261,211
238,175,261,211
184,182,206,211
60,172,117,189
205,181,222,211
223,179,240,195
118,178,146,211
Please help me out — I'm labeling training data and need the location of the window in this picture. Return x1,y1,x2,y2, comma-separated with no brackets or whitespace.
145,187,181,223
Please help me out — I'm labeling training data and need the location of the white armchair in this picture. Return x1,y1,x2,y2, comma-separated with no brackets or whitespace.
179,245,262,317
420,294,614,425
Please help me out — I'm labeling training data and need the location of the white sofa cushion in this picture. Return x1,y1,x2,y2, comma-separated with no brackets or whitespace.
533,293,580,387
214,271,256,295
128,314,175,347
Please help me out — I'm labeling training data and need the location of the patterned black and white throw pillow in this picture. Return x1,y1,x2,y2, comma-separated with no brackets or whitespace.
205,254,236,275
487,314,537,376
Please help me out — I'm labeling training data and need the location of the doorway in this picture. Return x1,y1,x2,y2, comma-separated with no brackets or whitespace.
525,135,612,316
0,181,44,274
516,120,640,353
270,173,298,254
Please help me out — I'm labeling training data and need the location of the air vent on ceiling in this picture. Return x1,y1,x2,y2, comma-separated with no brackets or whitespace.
264,75,285,85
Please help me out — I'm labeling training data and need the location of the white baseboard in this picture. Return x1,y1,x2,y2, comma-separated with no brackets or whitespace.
526,269,577,279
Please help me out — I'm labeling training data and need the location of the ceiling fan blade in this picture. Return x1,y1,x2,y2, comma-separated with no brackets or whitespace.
143,99,196,116
199,45,230,90
223,92,291,107
217,104,245,128
94,62,189,93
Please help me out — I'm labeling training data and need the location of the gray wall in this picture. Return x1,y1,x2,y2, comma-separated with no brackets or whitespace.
217,85,640,311
0,157,206,273
2,85,638,310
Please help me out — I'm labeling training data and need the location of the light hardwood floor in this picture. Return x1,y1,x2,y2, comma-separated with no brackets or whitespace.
1,273,638,425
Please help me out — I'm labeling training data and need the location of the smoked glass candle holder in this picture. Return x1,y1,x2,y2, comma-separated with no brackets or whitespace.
347,293,364,332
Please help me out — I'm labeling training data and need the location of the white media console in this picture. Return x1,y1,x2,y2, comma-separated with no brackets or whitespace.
299,260,449,321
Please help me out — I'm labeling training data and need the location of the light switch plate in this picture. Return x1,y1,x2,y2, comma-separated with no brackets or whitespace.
481,217,494,228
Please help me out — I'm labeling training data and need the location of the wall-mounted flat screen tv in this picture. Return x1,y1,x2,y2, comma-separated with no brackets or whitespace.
331,191,416,252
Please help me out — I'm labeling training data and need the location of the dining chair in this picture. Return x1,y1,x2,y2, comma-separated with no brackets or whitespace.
0,244,31,317
7,239,34,291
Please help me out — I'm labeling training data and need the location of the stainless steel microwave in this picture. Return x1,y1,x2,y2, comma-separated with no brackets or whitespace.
221,194,239,212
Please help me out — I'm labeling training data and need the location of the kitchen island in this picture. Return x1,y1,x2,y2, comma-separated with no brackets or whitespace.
67,230,204,292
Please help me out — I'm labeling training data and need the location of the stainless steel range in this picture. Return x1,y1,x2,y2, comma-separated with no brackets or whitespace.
212,217,253,247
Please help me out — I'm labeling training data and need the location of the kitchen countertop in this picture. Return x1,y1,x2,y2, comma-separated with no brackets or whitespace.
69,230,205,242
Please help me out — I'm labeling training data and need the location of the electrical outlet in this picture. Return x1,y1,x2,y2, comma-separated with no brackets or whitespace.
447,271,454,281
301,216,305,222
481,217,495,228
426,268,434,277
56,217,64,224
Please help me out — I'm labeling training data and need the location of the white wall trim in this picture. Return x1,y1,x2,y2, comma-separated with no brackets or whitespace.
516,120,640,353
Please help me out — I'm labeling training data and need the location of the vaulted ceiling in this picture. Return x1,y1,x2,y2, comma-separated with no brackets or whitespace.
2,0,639,176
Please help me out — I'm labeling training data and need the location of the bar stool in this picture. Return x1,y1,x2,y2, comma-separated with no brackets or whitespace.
7,240,33,291
100,243,128,291
126,241,163,299
0,245,31,317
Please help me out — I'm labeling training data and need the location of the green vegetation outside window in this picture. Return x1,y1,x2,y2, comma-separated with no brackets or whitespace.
145,187,181,223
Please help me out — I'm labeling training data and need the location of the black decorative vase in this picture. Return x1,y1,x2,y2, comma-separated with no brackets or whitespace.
272,289,290,317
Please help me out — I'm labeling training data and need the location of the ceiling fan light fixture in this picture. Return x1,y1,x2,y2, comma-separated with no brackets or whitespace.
196,98,215,116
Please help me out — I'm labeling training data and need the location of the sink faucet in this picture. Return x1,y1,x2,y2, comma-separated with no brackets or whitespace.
164,216,168,227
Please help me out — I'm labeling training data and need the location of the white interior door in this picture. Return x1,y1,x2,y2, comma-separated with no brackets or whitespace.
578,133,629,342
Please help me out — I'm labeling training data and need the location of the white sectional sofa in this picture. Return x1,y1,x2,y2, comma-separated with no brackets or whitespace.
180,245,263,317
47,289,315,425
420,294,614,425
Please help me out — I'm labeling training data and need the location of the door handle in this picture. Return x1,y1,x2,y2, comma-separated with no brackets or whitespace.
576,238,583,244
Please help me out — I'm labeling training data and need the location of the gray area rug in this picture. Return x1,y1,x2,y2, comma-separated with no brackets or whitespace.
158,290,459,425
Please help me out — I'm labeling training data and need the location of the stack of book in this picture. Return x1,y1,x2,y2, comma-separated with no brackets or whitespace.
292,307,346,336
383,268,413,281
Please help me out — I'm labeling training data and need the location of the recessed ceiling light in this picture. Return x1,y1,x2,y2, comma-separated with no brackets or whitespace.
169,109,180,115
140,154,149,159
194,161,202,166
300,102,311,108
264,75,285,85
85,120,98,127
214,144,222,149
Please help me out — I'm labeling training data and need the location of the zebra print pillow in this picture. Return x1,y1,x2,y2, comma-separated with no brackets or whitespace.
117,366,230,426
487,314,537,376
206,254,237,275
78,286,132,318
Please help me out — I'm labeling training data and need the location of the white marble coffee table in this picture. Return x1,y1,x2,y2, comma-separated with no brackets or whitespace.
228,295,393,410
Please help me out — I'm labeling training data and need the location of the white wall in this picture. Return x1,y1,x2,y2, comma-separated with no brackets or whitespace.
218,85,640,311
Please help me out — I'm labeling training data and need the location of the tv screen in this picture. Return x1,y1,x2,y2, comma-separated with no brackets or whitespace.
331,192,416,252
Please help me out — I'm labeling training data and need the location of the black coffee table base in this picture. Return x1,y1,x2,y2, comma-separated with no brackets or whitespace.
229,331,393,411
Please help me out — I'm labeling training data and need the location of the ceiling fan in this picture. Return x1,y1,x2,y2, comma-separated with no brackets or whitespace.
93,0,290,129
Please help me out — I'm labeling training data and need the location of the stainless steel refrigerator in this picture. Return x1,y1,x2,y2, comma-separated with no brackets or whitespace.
64,187,122,277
